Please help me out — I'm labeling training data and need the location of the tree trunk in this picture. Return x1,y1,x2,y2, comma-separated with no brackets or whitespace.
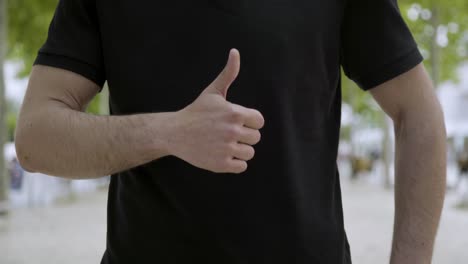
457,139,468,208
0,0,9,215
382,114,393,189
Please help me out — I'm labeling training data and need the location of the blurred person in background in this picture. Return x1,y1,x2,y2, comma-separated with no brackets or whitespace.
457,139,468,176
14,0,446,263
8,157,23,191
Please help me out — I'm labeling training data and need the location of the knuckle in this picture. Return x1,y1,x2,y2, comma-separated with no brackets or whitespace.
225,126,241,141
222,162,232,172
227,105,244,122
226,143,237,155
222,144,236,157
214,159,230,173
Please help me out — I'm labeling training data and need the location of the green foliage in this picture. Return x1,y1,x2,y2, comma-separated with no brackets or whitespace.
399,0,468,82
5,98,18,141
86,96,102,115
7,0,59,77
7,0,105,114
342,0,468,128
7,111,16,141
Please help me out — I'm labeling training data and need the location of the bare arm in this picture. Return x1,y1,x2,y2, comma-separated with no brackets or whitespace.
370,64,446,264
15,65,175,179
15,49,264,179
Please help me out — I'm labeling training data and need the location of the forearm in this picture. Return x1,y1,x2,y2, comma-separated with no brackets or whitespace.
15,104,175,179
390,107,446,263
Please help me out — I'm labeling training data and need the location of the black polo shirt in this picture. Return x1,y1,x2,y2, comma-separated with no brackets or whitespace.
35,0,423,263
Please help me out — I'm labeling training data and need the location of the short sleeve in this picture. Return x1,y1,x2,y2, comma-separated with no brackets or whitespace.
340,0,424,91
34,0,106,88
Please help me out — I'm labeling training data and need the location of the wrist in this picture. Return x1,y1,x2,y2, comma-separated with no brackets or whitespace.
144,111,180,159
390,241,433,264
156,110,187,158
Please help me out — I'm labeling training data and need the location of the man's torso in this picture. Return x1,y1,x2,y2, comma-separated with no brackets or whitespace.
99,1,350,263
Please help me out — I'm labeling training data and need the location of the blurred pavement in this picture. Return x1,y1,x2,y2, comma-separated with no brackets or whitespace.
1,180,467,264
342,180,468,264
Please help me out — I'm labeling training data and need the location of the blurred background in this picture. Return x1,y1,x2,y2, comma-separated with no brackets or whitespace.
0,1,467,264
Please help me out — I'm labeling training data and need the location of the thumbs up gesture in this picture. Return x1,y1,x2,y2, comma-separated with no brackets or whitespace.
170,49,265,174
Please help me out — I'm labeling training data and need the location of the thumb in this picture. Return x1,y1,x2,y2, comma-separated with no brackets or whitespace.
203,49,240,98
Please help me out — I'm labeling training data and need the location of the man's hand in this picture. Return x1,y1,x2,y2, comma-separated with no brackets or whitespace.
169,49,265,174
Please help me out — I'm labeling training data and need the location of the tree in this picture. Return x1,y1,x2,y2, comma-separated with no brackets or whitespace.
6,99,18,141
400,0,468,86
7,0,105,116
0,0,9,215
7,0,58,76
